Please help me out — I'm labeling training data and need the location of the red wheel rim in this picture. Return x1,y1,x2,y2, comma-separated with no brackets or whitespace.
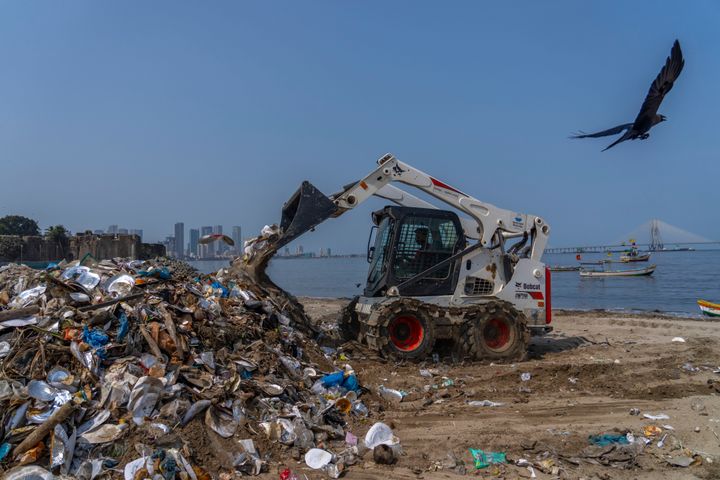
389,315,424,351
483,318,512,352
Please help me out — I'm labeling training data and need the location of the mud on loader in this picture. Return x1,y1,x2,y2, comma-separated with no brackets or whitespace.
274,153,552,362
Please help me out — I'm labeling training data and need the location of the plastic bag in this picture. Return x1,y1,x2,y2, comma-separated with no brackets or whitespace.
469,448,506,469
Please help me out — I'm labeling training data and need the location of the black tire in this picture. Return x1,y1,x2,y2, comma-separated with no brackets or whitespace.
455,319,479,362
462,301,529,362
377,300,435,361
338,296,361,342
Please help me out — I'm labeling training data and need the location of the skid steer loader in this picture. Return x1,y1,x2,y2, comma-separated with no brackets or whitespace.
273,154,552,361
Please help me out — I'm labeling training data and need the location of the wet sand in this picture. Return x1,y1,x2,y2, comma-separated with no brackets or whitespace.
292,298,720,479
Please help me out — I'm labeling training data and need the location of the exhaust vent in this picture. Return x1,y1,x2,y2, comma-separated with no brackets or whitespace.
464,277,494,296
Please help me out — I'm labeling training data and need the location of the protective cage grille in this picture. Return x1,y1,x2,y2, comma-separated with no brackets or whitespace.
464,277,494,296
392,216,458,280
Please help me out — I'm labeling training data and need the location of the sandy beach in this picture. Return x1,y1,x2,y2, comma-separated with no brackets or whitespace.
295,298,720,479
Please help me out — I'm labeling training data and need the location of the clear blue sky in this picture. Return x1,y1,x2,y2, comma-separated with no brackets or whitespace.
2,1,719,251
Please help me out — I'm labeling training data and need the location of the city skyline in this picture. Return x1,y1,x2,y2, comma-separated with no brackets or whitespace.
159,221,340,259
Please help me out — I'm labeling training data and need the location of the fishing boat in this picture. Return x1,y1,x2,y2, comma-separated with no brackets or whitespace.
549,265,581,272
619,247,651,263
697,299,720,317
580,264,656,277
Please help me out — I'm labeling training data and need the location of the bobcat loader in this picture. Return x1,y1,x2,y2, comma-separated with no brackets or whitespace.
273,153,552,361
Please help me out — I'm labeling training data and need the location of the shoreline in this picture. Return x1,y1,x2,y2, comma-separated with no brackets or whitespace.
297,296,707,321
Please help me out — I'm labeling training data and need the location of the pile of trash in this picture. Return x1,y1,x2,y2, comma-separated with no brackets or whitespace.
0,246,393,478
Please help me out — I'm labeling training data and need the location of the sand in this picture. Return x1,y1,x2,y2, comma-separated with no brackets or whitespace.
286,298,720,479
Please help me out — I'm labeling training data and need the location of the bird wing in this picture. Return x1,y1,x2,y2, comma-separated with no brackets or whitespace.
570,123,633,138
632,39,684,125
602,130,634,151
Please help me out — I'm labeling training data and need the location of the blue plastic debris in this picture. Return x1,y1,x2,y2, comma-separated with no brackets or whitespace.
83,326,109,348
588,433,630,446
138,267,172,280
321,371,345,388
83,326,110,359
0,442,11,462
117,311,129,343
469,448,506,469
210,281,229,298
320,371,360,392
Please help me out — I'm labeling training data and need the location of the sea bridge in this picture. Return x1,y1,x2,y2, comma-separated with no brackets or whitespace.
544,241,719,254
543,219,719,254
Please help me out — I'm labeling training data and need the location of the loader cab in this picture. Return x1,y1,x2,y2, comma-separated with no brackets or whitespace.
365,206,466,297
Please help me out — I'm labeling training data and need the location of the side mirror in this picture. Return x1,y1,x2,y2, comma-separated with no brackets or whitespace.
367,225,378,263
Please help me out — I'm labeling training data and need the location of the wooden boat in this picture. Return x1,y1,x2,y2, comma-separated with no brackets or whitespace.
549,265,581,272
580,264,656,277
698,299,720,317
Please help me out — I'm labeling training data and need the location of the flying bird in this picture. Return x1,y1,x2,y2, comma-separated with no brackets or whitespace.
572,39,684,151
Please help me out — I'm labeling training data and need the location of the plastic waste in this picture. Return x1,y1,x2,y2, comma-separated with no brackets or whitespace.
335,397,352,414
0,442,11,462
520,372,531,381
105,274,135,297
365,422,397,449
378,385,405,403
3,465,55,480
0,254,381,477
469,448,506,469
588,433,630,446
352,401,369,417
137,267,171,280
305,448,333,469
0,340,10,358
279,468,299,480
61,266,100,289
116,311,129,342
671,337,686,343
643,413,670,420
467,399,503,407
8,285,46,308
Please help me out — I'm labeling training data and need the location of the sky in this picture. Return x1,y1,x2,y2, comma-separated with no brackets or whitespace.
1,1,719,253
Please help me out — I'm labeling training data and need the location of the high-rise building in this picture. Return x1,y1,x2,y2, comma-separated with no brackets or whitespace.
174,223,185,259
165,236,175,257
107,225,119,234
130,229,143,241
93,229,104,235
201,226,214,258
213,225,224,255
231,226,242,253
189,229,200,258
118,228,129,234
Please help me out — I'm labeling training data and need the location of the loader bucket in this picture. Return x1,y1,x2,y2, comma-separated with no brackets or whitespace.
276,181,339,249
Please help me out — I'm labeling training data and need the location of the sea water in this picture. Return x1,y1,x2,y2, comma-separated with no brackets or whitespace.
189,250,720,316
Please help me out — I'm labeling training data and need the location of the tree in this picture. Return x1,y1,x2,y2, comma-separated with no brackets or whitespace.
0,236,23,260
45,225,69,242
0,215,40,236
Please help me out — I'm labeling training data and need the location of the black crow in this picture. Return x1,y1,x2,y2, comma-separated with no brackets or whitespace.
572,39,684,151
